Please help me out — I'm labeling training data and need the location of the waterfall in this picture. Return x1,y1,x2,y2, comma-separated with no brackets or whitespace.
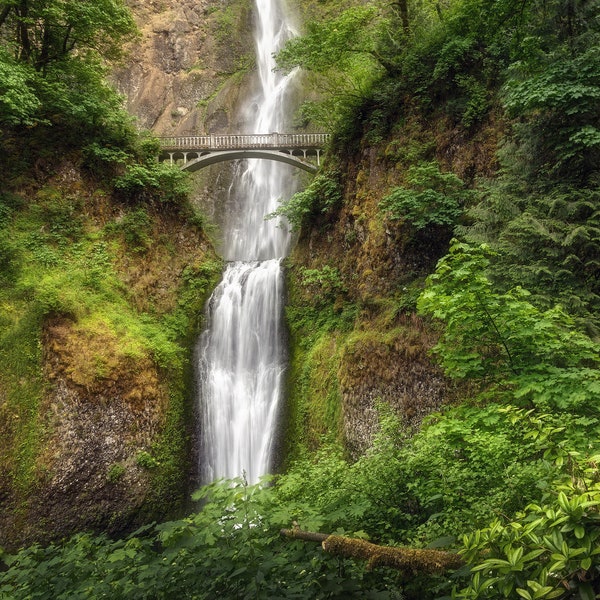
197,0,298,484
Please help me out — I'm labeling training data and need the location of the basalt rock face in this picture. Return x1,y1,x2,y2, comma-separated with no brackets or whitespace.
14,317,167,545
113,0,260,246
336,119,500,451
115,0,255,135
337,318,448,457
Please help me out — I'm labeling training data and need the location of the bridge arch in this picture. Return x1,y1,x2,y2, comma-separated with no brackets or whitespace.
158,133,329,174
179,150,318,174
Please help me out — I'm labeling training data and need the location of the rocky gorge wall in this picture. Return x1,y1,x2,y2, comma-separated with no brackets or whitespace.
0,159,220,549
114,0,501,461
1,0,280,550
284,114,502,458
0,0,502,550
115,0,256,135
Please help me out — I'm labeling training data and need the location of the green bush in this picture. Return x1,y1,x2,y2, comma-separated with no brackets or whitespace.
380,162,468,231
268,169,342,231
113,163,192,208
298,265,347,306
3,404,600,599
106,208,153,252
136,451,160,469
418,241,600,410
454,409,600,599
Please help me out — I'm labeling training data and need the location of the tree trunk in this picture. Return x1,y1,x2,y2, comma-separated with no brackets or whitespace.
397,0,409,35
17,1,31,63
0,5,12,29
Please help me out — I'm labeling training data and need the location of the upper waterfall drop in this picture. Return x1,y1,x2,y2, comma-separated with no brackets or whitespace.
197,0,299,484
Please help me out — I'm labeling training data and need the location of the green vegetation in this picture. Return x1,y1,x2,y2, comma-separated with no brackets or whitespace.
3,404,600,599
418,241,600,408
380,161,470,252
0,170,221,517
107,463,126,483
277,5,384,132
268,168,343,232
2,0,600,599
283,261,357,455
0,0,138,162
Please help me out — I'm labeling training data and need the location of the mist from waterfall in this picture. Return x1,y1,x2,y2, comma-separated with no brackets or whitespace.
197,0,298,484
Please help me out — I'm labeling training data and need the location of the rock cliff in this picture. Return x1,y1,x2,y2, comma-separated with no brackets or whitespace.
115,0,255,135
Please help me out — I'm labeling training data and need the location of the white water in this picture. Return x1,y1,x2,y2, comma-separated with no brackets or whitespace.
198,0,298,484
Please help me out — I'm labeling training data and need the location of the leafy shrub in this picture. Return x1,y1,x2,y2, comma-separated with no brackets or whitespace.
82,142,132,174
268,169,342,231
0,50,41,127
503,44,600,182
462,157,600,329
456,488,600,599
418,241,600,410
136,451,160,469
106,208,153,252
113,162,192,207
454,409,600,599
3,405,600,599
0,477,401,599
298,265,347,306
380,162,468,231
34,190,84,244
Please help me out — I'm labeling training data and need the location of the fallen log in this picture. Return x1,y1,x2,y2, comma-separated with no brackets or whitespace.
280,528,464,574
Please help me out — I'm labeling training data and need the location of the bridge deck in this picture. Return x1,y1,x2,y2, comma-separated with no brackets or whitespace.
158,132,330,151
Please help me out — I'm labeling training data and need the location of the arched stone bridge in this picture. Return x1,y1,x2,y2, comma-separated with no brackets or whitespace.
158,133,330,174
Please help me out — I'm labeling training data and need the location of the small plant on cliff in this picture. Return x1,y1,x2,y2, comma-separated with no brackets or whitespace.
107,463,126,483
299,265,347,306
268,169,342,231
136,451,160,469
105,208,153,252
380,161,468,232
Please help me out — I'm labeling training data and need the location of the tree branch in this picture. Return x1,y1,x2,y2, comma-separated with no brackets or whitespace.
474,290,520,375
281,528,464,574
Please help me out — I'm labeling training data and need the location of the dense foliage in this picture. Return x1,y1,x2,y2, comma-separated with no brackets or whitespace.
0,0,135,130
3,403,600,599
2,0,600,598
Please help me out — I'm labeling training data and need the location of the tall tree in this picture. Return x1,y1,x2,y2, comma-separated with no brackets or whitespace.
0,0,136,72
0,0,137,134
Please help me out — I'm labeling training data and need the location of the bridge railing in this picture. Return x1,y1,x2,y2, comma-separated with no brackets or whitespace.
158,132,330,151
